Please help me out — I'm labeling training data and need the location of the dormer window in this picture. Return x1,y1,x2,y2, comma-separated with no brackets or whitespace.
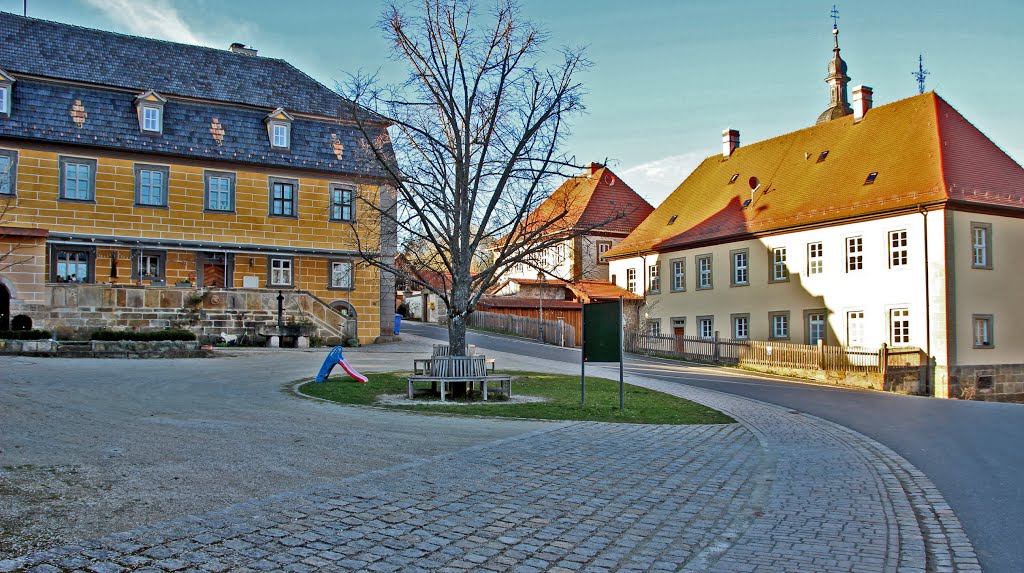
265,107,294,150
142,105,161,132
134,89,166,134
0,69,15,117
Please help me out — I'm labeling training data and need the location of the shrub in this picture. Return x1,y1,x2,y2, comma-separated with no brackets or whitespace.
0,329,52,340
90,329,197,341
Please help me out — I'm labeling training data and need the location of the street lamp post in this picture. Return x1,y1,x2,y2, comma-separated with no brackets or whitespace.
537,271,545,344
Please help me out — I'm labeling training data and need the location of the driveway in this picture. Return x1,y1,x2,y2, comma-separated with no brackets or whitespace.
0,334,979,572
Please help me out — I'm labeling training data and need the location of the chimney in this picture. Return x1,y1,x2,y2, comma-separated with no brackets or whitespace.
722,129,740,158
229,42,258,56
587,162,603,177
852,85,873,121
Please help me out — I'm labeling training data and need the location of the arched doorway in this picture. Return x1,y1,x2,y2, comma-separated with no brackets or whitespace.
329,301,358,340
0,283,10,331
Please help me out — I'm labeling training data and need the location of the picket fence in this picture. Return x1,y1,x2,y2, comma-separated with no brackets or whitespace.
466,310,576,347
626,332,924,375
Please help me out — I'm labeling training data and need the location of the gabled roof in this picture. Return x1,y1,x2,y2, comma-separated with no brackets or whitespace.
523,164,655,237
0,11,374,121
566,280,643,303
608,92,1024,257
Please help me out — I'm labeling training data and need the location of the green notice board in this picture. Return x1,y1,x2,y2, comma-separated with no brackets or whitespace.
582,301,621,362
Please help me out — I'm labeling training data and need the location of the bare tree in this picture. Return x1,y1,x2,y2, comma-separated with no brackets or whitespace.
345,0,632,354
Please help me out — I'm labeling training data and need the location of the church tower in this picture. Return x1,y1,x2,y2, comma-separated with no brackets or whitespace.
816,21,853,124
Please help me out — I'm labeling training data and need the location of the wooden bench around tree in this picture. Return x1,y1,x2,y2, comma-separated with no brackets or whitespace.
407,355,511,402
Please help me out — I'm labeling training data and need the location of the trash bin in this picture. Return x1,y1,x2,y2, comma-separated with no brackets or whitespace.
394,313,402,335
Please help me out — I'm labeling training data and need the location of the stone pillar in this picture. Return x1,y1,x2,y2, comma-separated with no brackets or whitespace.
267,335,280,348
296,336,309,349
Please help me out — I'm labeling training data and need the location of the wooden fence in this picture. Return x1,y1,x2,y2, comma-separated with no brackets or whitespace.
466,310,577,347
626,332,925,381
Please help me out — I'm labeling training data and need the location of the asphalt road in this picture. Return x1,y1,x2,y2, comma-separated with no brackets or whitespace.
405,320,1024,573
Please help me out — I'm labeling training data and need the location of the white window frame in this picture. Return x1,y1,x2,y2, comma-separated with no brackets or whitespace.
697,254,712,290
648,319,661,337
141,104,162,133
971,223,992,269
889,230,908,268
847,311,865,347
973,314,994,349
0,85,8,115
731,249,749,286
648,263,660,294
269,258,293,286
671,259,685,292
807,242,823,275
330,260,354,290
271,122,290,149
807,311,826,345
626,268,637,294
770,247,788,282
732,314,749,339
770,312,789,339
847,236,864,272
890,308,910,345
698,316,714,339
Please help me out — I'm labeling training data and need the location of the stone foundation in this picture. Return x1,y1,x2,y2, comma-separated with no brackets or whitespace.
949,364,1024,402
10,284,350,344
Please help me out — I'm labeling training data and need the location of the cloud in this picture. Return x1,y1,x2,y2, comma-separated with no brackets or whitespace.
620,151,708,206
83,0,212,46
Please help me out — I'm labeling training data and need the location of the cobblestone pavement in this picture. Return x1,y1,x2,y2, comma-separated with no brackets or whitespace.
0,338,978,572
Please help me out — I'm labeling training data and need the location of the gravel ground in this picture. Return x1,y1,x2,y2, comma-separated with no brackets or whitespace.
0,341,551,558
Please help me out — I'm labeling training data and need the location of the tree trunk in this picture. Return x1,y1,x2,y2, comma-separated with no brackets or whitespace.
448,312,467,357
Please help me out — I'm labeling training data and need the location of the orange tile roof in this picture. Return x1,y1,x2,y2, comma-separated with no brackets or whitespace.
566,280,643,302
508,164,655,242
607,92,1024,257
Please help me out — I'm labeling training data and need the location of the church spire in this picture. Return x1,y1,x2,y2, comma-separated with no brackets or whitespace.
817,6,853,124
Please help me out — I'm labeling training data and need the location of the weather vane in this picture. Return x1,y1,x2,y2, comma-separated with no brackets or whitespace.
831,4,840,29
912,54,930,94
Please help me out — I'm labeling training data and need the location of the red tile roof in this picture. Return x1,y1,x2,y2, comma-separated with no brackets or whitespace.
505,164,655,244
607,92,1024,257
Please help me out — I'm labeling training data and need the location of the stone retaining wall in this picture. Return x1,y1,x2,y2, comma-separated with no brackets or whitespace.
0,339,58,354
950,363,1024,402
11,284,348,343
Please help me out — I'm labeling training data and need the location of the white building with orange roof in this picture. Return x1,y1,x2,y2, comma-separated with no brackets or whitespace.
500,163,655,283
605,27,1024,401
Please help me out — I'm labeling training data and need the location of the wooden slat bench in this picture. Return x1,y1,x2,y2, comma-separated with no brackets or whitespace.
407,355,511,402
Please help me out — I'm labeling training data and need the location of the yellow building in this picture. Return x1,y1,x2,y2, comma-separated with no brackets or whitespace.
607,28,1024,401
0,13,395,344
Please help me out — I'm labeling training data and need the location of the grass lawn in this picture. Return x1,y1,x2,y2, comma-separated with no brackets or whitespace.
299,370,734,425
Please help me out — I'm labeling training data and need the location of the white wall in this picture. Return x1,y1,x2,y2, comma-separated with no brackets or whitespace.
610,212,949,358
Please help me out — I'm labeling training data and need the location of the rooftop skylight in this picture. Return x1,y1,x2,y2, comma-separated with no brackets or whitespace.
817,150,829,162
729,173,739,184
865,172,878,185
668,215,678,224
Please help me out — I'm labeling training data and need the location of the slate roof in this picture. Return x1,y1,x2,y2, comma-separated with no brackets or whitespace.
608,92,1024,258
0,79,389,177
0,11,371,120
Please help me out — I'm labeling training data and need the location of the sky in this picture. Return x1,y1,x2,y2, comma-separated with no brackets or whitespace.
4,0,1023,206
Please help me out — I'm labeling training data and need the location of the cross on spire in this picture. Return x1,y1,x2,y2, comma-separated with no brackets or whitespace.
831,4,840,29
912,54,930,95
